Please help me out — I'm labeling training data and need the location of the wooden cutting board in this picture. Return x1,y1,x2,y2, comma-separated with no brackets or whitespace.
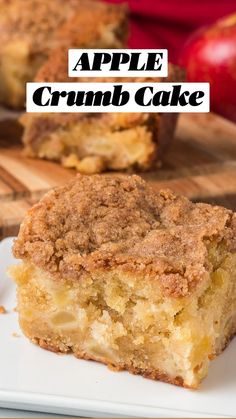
0,112,235,240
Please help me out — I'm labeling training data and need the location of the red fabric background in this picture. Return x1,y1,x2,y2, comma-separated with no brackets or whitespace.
103,0,236,63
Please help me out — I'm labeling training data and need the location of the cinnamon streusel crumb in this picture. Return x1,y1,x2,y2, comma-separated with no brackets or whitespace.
0,305,6,314
13,174,235,297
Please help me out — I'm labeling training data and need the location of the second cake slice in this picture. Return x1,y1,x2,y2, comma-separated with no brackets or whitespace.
21,49,183,173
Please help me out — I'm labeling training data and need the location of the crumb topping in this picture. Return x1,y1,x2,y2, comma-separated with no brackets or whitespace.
13,175,236,297
0,0,128,55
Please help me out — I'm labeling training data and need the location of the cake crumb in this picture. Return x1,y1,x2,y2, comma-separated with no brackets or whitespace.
12,332,20,338
0,305,6,314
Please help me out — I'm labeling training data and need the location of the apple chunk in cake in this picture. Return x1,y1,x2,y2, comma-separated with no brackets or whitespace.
10,175,236,388
21,112,178,173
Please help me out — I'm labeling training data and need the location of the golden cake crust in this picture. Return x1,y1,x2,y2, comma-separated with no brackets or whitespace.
54,0,128,50
29,327,236,389
31,335,187,387
13,175,236,298
0,0,128,55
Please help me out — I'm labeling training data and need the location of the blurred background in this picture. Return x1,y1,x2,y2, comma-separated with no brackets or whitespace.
104,0,236,122
103,0,235,62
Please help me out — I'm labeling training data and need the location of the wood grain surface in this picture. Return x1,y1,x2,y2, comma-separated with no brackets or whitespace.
0,112,235,239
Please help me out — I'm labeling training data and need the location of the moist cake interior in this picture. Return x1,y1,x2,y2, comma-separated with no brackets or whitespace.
22,113,160,173
10,244,236,388
0,41,46,109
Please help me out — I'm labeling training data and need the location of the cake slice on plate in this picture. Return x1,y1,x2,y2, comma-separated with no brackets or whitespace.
10,174,236,388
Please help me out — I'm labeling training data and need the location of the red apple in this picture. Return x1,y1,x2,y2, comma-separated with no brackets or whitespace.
179,13,236,123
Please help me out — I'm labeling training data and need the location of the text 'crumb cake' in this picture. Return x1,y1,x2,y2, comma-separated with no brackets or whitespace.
10,174,236,388
0,0,128,108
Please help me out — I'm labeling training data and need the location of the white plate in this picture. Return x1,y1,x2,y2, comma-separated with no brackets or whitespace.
0,237,236,418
